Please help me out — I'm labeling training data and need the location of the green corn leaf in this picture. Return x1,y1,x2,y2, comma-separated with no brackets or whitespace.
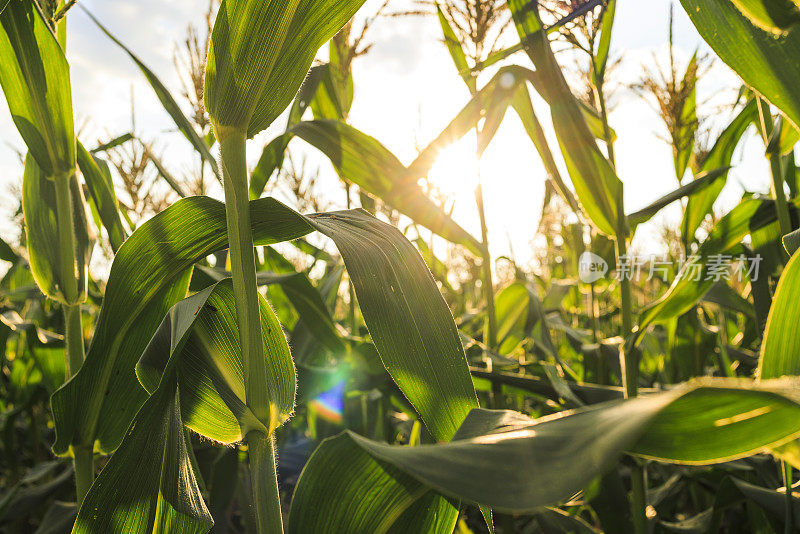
595,0,617,76
205,0,366,138
510,0,623,236
675,52,699,181
326,29,355,119
0,0,75,178
289,63,328,125
0,236,17,263
682,98,758,244
290,119,484,255
510,83,580,212
90,132,133,154
581,100,618,142
637,197,765,334
310,63,353,122
22,156,92,305
136,279,295,443
51,197,312,455
437,3,475,92
54,198,476,460
291,265,344,369
306,209,479,441
680,0,800,130
74,287,220,533
783,228,800,254
758,250,800,378
767,114,800,155
73,381,211,534
701,281,756,318
249,64,324,199
407,66,526,175
295,379,800,516
0,0,9,15
197,264,344,356
468,43,524,73
627,167,731,231
730,0,800,33
82,8,220,180
493,281,554,356
257,271,344,355
288,432,459,533
76,142,127,252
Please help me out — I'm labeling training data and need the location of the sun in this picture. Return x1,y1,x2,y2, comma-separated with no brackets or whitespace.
426,133,481,202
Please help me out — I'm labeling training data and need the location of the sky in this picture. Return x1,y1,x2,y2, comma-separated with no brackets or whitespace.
0,0,773,269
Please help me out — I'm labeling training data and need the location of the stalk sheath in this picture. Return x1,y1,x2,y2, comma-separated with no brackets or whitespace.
219,127,270,424
248,431,284,534
219,126,282,533
55,172,93,502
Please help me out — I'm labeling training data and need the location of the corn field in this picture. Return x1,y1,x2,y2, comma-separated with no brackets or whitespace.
2,0,800,532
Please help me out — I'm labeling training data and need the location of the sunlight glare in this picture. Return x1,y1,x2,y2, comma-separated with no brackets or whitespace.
426,134,481,201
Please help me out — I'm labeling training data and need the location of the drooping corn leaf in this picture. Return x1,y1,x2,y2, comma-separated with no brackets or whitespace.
295,379,800,517
701,281,756,318
627,167,730,231
730,0,800,33
257,271,344,355
73,377,212,534
141,142,188,198
0,0,74,178
137,280,295,444
758,250,800,378
682,98,758,244
288,433,459,534
406,66,522,174
680,0,800,130
76,142,127,252
637,197,767,334
510,83,581,211
51,197,312,455
767,114,800,155
74,287,222,533
291,119,483,255
325,29,355,119
205,0,366,137
305,209,479,441
82,8,220,179
510,0,623,236
22,156,92,305
54,198,477,462
76,284,277,533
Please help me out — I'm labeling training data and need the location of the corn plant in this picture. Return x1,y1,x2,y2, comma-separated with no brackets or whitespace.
6,0,800,532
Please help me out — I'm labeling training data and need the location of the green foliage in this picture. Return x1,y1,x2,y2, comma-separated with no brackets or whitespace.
205,0,367,137
6,0,800,532
22,157,92,305
0,0,74,178
681,0,800,130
